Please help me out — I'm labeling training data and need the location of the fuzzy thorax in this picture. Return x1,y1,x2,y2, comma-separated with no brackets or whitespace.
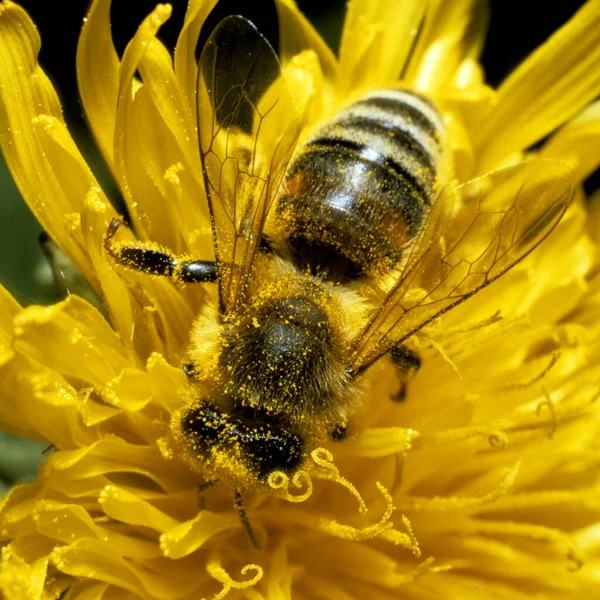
184,256,373,428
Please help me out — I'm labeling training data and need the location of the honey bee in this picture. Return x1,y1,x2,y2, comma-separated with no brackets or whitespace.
104,16,572,547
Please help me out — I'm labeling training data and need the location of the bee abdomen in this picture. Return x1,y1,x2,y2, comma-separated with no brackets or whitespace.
325,90,443,199
277,89,444,283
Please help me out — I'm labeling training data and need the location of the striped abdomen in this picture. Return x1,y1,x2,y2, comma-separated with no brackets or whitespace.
276,89,444,283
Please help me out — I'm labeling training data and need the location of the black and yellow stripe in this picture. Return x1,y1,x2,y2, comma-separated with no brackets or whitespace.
277,89,444,283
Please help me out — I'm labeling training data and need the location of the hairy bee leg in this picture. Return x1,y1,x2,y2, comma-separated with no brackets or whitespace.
233,489,262,550
392,382,408,402
329,423,348,441
389,343,421,402
198,479,218,493
182,363,196,378
104,218,217,283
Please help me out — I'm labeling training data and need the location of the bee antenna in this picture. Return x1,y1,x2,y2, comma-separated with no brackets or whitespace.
233,489,262,550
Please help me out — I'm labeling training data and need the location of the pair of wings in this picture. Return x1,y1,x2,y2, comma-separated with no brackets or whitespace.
197,16,573,372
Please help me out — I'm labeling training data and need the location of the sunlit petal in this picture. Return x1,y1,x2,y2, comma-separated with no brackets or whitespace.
475,0,600,170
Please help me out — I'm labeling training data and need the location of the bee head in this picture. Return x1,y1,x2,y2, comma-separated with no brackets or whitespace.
178,402,304,483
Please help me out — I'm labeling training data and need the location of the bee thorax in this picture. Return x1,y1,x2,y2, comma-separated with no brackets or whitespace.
220,296,348,422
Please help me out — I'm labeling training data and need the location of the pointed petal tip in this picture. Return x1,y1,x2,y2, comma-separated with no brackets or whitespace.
152,3,172,25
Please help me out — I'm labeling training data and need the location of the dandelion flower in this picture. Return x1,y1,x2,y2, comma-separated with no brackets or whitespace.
1,0,600,599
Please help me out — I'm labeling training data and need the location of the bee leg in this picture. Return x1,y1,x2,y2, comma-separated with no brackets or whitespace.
182,363,196,378
389,343,421,402
329,423,348,441
233,489,262,550
259,235,275,254
104,218,217,283
392,382,408,403
197,479,218,510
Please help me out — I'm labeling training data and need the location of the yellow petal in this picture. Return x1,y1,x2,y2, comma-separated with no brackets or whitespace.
276,0,339,123
13,295,130,388
0,283,20,360
541,100,600,184
173,0,219,124
0,483,41,532
130,271,196,364
123,39,211,251
441,85,495,181
0,354,95,446
338,0,425,95
336,427,418,458
138,38,198,172
275,0,338,81
113,5,212,254
80,187,135,357
62,583,112,599
0,544,48,600
50,538,205,599
0,2,100,284
476,0,600,170
160,511,239,559
34,500,162,560
81,186,194,365
99,484,179,532
405,0,488,93
113,5,171,240
0,355,44,441
282,50,327,132
146,352,189,414
40,438,191,495
76,0,120,170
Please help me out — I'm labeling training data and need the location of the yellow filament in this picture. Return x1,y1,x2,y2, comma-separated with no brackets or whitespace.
488,429,509,449
502,351,561,392
311,448,367,514
536,385,558,439
205,559,263,600
268,470,313,503
379,515,422,557
405,462,521,511
464,520,584,570
389,557,443,586
443,309,503,335
424,336,462,380
318,482,395,541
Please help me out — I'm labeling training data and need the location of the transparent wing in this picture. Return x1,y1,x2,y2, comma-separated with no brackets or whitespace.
197,16,302,315
351,159,573,371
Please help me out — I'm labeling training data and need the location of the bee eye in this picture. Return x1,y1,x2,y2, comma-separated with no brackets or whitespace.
180,404,229,455
240,425,304,481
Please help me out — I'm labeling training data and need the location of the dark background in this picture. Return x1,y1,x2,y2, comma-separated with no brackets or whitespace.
0,0,593,490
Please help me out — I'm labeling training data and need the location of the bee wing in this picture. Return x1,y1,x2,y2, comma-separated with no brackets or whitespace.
351,159,573,371
197,16,302,315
